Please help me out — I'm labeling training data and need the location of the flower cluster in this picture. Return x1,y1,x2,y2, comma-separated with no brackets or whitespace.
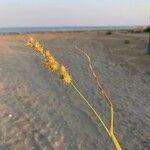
27,38,44,54
43,50,58,71
59,65,72,84
27,38,72,84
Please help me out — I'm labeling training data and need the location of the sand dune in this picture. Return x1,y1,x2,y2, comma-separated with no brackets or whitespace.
0,31,150,150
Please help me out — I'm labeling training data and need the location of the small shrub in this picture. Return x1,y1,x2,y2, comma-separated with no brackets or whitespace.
143,26,150,33
106,31,112,35
129,26,150,33
124,40,130,44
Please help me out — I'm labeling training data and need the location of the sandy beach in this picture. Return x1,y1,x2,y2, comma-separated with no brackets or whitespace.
0,31,150,150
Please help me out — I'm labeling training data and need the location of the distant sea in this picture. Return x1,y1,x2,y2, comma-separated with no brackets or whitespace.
0,26,137,33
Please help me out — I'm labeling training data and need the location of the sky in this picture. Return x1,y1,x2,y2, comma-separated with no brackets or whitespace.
0,0,149,27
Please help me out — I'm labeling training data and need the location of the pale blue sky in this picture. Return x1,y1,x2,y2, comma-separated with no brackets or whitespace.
0,0,149,27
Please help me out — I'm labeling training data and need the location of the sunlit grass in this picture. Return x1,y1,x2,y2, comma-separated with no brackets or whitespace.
27,38,122,150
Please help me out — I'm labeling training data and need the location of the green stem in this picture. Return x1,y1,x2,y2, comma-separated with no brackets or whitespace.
70,82,122,150
71,82,110,136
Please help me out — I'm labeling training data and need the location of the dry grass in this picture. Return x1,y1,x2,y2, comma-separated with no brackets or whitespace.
27,38,122,150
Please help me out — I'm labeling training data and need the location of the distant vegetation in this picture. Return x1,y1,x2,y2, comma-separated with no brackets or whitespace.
124,40,130,44
106,31,112,35
129,26,150,33
143,26,150,32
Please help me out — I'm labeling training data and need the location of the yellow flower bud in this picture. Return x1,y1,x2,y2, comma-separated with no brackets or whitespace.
44,50,58,71
59,65,72,84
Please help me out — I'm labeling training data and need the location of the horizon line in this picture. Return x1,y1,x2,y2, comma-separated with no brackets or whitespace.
0,25,149,28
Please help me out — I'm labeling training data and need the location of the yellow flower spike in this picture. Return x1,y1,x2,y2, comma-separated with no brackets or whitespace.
27,38,44,55
44,52,58,71
44,50,52,58
27,42,33,48
59,65,67,79
27,37,34,44
60,65,66,74
48,60,58,71
59,65,72,84
64,73,72,84
34,41,44,54
27,38,58,71
27,37,35,48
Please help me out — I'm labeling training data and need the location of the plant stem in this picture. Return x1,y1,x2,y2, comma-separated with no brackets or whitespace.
70,81,122,150
71,82,110,136
110,133,122,150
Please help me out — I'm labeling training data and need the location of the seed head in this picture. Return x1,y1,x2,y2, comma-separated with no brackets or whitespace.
27,38,58,71
59,65,72,84
44,50,58,71
34,41,44,54
27,38,44,54
27,37,35,48
44,50,52,59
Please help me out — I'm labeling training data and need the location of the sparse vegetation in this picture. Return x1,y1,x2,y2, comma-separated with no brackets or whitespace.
143,26,150,32
129,26,150,33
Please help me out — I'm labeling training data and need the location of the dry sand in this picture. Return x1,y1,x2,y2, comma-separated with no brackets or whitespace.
0,31,150,150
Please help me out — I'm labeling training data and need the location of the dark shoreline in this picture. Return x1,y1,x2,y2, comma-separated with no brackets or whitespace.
0,25,143,34
0,29,129,35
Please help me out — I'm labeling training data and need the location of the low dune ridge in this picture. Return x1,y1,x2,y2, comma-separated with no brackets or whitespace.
0,31,150,150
